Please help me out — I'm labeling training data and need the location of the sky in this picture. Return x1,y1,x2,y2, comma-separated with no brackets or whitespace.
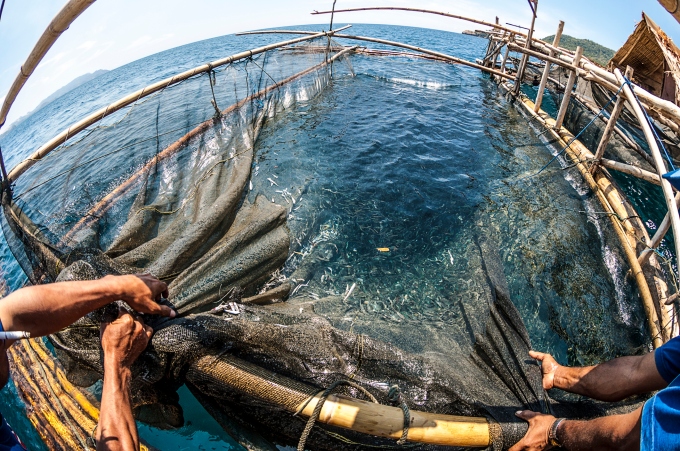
1,0,679,128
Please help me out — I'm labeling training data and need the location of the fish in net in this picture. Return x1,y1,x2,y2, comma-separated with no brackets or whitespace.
1,36,642,450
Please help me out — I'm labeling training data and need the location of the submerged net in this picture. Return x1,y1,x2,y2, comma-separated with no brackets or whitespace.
1,33,646,450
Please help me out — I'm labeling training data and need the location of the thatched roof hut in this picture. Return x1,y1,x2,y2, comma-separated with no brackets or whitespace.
608,12,680,105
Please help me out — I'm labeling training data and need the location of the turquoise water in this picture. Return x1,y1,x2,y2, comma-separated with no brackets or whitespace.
0,24,660,449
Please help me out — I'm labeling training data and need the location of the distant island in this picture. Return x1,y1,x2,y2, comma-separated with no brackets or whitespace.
542,34,615,67
2,69,109,135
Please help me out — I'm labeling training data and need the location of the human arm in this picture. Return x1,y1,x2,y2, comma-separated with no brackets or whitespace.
97,308,152,451
0,274,174,340
530,350,667,402
508,407,642,451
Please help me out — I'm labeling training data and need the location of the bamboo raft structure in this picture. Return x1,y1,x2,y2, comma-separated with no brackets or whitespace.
1,0,679,449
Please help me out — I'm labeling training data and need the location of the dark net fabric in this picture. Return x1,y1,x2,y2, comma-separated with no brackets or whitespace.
0,39,637,451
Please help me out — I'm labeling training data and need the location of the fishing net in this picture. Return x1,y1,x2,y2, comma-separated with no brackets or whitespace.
1,34,644,451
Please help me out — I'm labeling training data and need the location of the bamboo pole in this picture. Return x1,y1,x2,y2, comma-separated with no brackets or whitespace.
600,158,661,186
7,26,352,184
508,43,578,74
639,192,680,266
616,67,680,283
658,0,680,24
238,31,515,81
514,0,538,94
189,354,492,448
534,21,564,112
591,66,634,172
500,36,513,74
554,46,583,130
0,0,97,129
311,6,527,39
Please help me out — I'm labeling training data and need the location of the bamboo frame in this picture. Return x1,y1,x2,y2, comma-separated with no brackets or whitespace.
0,0,96,129
616,67,680,289
508,89,668,346
7,26,352,184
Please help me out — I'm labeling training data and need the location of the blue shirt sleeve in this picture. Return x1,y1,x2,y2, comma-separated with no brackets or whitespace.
641,375,680,451
655,335,680,384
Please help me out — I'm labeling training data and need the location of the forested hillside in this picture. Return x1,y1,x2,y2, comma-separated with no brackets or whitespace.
542,34,615,66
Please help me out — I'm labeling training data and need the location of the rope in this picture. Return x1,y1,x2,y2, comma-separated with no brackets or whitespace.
387,385,411,445
295,379,378,451
521,82,625,180
623,76,675,171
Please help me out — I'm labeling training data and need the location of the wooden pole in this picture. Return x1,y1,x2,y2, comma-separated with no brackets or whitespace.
311,6,531,39
534,21,564,112
237,32,515,81
657,0,680,24
189,354,492,448
0,0,97,129
600,158,662,186
639,192,680,266
590,66,634,172
554,46,583,130
6,26,352,184
500,37,512,74
514,0,538,94
616,67,680,282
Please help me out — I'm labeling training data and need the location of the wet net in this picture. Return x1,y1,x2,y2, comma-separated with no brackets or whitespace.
1,34,644,451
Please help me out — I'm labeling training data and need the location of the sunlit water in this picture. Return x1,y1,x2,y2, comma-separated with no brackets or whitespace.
0,24,662,449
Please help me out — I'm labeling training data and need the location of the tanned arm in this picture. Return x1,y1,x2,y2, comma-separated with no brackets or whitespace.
0,274,174,340
508,407,642,451
530,350,667,402
97,308,152,451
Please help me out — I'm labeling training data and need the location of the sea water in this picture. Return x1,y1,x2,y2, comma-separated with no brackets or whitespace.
0,24,663,450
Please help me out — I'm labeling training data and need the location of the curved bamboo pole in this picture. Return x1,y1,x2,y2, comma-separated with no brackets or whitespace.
616,67,680,296
7,26,352,184
238,30,514,80
311,6,524,40
189,354,492,448
658,0,680,24
0,0,97,129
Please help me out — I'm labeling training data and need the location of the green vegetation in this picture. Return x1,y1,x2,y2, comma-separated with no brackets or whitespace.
542,34,615,66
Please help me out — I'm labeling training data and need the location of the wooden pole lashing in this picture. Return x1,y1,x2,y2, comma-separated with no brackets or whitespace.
534,21,564,112
554,45,583,130
590,66,634,173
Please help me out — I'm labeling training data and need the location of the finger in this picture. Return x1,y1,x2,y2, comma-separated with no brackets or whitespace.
529,350,546,361
515,410,538,421
158,304,177,318
144,324,153,340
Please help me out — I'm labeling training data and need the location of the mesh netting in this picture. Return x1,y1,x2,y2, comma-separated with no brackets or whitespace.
1,36,644,451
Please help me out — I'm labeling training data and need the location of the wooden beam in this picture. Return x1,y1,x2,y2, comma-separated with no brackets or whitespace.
554,46,583,130
591,66,635,171
535,21,564,112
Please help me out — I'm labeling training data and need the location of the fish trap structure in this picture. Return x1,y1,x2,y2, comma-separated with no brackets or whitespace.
0,1,679,450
